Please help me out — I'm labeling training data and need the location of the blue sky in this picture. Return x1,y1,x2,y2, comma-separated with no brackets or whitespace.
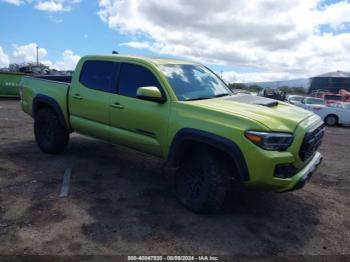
0,0,349,82
0,1,125,61
0,0,247,73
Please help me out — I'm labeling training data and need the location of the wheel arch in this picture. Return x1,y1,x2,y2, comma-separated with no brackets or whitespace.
167,128,250,182
32,94,72,132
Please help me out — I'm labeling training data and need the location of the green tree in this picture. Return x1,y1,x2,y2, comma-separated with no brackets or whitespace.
228,83,247,90
277,86,306,95
247,85,263,93
228,83,263,93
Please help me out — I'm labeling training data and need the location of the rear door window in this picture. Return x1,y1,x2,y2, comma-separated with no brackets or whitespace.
79,61,118,93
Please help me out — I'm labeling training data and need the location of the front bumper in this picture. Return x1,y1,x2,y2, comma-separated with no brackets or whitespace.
243,116,324,192
277,152,323,192
243,149,323,192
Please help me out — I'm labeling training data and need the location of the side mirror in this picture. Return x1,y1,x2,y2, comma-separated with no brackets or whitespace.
136,86,166,103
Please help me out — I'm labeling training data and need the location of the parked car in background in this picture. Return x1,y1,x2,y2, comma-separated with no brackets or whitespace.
258,88,286,101
309,102,350,126
339,89,350,102
311,90,344,105
323,94,343,105
287,95,304,105
294,97,324,109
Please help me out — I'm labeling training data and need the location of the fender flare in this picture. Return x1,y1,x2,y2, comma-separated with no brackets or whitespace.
167,128,250,181
32,94,71,132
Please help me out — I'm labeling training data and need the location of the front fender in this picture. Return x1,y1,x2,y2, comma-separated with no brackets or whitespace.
167,128,250,181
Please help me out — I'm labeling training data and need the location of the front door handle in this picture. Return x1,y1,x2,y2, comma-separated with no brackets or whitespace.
111,102,124,109
72,93,83,100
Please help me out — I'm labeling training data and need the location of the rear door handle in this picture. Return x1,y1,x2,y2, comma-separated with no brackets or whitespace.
72,93,83,100
111,102,124,109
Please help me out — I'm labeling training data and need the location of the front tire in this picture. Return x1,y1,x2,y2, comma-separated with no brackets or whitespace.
175,148,228,213
34,108,69,154
324,114,338,127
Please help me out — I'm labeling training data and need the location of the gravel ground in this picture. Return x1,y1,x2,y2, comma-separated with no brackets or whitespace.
0,99,349,259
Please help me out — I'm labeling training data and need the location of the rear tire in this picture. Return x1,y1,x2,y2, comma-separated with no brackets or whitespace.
34,108,69,154
324,114,338,127
175,148,228,213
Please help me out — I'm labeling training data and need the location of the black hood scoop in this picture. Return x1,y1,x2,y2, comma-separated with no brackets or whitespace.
225,94,279,107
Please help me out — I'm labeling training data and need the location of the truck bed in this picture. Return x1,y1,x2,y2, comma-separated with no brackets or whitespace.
33,75,72,83
0,72,23,97
20,76,71,127
1,73,72,98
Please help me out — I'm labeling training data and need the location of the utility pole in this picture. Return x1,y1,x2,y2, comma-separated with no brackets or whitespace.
36,45,39,65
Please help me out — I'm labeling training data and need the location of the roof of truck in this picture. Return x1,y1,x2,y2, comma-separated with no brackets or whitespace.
82,55,199,66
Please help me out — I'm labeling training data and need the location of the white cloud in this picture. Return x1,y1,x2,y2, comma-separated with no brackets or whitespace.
122,42,152,50
0,0,23,5
98,0,350,82
1,0,81,12
51,49,80,70
35,1,69,12
10,43,80,70
12,43,48,63
0,46,10,68
222,71,301,84
316,1,350,29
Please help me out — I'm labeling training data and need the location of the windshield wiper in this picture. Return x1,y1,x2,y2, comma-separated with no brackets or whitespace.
185,93,231,101
186,97,212,101
214,93,231,98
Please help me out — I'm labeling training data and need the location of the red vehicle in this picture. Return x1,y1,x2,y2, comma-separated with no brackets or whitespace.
339,89,350,102
311,89,350,105
323,93,343,105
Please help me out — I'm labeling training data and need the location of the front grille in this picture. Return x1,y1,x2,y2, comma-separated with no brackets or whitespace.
299,123,325,161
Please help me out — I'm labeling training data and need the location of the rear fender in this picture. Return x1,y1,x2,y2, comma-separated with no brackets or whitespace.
33,94,72,132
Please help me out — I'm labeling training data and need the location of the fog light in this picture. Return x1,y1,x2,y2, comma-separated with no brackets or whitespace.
274,164,297,179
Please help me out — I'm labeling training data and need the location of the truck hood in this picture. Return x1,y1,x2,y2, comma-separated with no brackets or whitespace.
187,94,314,131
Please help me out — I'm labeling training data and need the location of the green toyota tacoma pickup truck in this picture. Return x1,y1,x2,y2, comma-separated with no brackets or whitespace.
20,55,324,213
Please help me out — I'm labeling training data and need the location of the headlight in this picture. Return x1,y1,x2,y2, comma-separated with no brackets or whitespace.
245,131,294,151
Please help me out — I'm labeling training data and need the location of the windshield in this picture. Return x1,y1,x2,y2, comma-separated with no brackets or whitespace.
306,98,324,104
158,64,232,101
289,96,303,102
325,95,342,100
